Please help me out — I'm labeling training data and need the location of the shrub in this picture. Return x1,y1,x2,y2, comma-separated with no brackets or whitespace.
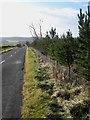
16,43,22,47
37,82,54,94
56,89,70,100
70,99,90,118
37,83,51,90
35,67,50,81
46,113,64,119
49,99,64,112
74,88,81,95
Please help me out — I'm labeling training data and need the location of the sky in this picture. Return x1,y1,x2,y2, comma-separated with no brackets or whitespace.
0,0,89,37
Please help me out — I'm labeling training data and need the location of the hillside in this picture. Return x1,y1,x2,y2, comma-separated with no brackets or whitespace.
0,37,33,45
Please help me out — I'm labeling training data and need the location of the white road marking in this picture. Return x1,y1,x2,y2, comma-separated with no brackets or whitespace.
15,52,16,53
0,60,5,64
10,55,12,57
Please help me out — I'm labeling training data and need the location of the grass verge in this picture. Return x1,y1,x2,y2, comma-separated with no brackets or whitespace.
21,47,51,118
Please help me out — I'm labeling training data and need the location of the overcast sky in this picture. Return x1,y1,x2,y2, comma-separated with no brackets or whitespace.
0,0,89,37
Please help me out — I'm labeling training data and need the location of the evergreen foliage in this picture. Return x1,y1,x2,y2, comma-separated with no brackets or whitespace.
31,4,90,81
59,30,75,81
77,5,90,81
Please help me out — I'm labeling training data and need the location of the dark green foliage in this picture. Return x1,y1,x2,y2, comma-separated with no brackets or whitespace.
49,27,56,39
49,102,63,112
35,67,54,94
74,88,81,95
45,31,50,39
37,82,53,91
37,81,54,94
35,67,50,81
56,90,70,100
16,43,22,47
47,99,65,119
31,28,76,82
77,5,90,81
59,30,75,81
25,41,30,46
63,91,70,100
70,99,90,118
46,113,64,119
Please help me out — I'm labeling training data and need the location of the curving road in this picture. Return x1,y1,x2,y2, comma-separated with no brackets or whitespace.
1,47,26,119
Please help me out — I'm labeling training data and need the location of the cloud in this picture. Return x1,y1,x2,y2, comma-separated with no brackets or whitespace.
67,0,88,2
82,3,88,7
1,2,79,37
0,0,88,2
39,7,79,36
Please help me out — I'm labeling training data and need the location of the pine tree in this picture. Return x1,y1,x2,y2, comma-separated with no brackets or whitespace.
49,27,56,39
77,3,90,81
45,31,50,39
60,30,75,81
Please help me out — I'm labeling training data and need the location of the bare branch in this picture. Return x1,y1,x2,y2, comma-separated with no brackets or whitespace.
28,20,43,40
29,23,39,40
39,19,43,39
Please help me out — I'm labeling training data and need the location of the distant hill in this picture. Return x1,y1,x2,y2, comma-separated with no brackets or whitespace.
0,37,33,45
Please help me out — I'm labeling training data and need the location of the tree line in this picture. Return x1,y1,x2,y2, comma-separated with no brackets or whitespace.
30,4,90,81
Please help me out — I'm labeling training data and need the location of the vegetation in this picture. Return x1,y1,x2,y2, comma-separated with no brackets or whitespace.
77,6,90,81
22,47,90,119
31,4,90,82
22,3,90,119
0,43,24,54
21,48,52,118
0,44,17,54
16,43,22,47
0,47,14,54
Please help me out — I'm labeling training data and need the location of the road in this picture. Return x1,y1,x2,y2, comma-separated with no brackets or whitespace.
0,47,26,119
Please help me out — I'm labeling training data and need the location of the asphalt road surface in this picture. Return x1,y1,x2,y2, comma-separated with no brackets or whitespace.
1,47,26,119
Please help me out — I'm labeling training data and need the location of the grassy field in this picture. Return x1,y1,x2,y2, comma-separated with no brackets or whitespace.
0,44,16,47
0,44,17,54
0,47,14,54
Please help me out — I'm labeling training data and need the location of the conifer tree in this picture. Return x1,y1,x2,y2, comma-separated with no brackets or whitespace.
49,27,56,39
77,3,90,81
60,30,75,81
45,31,50,39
